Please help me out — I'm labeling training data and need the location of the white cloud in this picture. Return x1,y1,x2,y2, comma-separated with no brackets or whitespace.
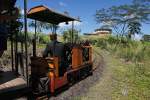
59,2,66,7
59,21,82,27
21,9,24,15
133,34,142,40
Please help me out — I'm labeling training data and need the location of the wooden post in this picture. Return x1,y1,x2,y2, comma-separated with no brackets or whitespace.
15,28,18,74
24,0,28,85
72,21,74,43
11,36,14,71
33,20,37,57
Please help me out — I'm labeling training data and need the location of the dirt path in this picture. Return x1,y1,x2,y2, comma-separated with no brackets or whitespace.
77,49,114,100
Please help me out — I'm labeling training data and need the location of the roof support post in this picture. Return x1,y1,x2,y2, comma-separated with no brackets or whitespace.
15,28,18,74
52,24,57,35
24,0,28,85
33,20,37,57
11,36,14,71
71,21,74,43
52,24,57,57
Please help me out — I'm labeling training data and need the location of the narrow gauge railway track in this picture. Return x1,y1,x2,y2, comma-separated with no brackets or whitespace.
92,48,104,71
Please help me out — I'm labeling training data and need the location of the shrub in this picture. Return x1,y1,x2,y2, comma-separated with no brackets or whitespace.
94,36,149,63
96,38,107,49
39,34,50,44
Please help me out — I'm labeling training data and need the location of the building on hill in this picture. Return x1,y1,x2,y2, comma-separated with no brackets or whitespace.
84,28,112,38
142,34,150,42
94,28,112,35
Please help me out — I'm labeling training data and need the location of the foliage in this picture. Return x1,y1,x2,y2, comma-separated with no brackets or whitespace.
28,21,59,43
128,21,141,38
62,28,80,42
28,21,54,32
89,35,150,99
15,31,50,44
95,0,150,38
78,45,150,99
94,36,150,63
8,6,23,39
39,34,50,44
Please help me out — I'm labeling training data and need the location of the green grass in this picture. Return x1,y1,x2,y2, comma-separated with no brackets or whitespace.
77,48,150,100
111,57,150,100
37,43,46,48
94,36,150,63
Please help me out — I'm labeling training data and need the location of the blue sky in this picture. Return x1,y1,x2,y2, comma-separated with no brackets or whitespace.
16,0,150,35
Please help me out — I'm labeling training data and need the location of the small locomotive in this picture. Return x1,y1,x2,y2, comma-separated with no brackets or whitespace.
28,5,93,96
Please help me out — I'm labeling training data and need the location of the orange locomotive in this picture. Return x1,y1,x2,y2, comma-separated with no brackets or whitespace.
30,43,93,95
28,5,93,96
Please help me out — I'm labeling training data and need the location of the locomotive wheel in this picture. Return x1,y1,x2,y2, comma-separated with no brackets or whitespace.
89,71,93,76
81,69,85,79
82,67,87,78
29,75,39,95
67,74,75,86
88,65,93,76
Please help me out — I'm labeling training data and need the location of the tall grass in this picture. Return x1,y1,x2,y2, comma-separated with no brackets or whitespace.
94,36,150,63
93,36,150,99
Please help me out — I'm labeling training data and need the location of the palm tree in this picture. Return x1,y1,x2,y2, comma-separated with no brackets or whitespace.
28,21,55,43
29,21,54,32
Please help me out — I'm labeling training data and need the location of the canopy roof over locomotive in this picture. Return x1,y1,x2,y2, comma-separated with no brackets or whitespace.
27,5,80,57
27,5,79,24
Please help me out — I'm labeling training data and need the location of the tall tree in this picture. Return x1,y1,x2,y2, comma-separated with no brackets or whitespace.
95,0,150,38
62,28,80,43
128,21,141,38
28,21,58,42
29,21,54,33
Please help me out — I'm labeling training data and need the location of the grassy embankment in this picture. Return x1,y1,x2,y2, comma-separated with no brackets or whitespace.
76,36,150,100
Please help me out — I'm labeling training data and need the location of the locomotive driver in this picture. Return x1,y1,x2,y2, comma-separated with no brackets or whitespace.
43,34,65,76
43,34,64,60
